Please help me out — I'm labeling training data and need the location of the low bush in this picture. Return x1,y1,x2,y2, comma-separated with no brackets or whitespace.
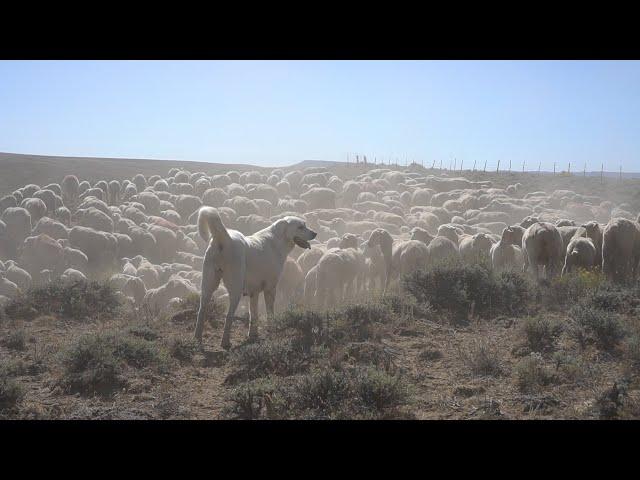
515,353,556,393
58,331,168,396
226,338,314,384
403,262,532,322
223,366,409,420
568,304,627,352
521,316,562,353
541,270,603,308
4,281,121,321
458,339,503,377
1,328,27,351
167,335,200,364
0,373,24,411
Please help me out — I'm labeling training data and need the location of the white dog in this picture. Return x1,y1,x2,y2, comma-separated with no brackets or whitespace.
194,206,317,349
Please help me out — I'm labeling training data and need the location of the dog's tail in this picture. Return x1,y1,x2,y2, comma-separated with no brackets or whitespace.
198,207,231,245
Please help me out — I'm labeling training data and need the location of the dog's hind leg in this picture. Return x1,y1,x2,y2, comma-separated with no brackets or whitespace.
194,252,222,342
221,265,245,350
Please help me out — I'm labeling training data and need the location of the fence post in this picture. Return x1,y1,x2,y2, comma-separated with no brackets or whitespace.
509,159,511,173
483,160,487,172
538,161,541,175
473,159,476,171
460,159,463,172
568,162,571,175
553,162,556,175
496,160,500,173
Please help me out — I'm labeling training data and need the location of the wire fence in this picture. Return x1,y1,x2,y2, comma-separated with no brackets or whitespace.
343,154,638,183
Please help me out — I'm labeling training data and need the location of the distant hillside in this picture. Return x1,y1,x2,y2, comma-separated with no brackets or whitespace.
0,152,272,195
1,152,639,209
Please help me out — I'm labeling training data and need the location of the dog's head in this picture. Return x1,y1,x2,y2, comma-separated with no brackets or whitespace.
275,216,317,249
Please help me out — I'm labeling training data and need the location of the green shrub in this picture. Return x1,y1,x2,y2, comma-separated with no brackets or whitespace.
272,301,396,351
419,348,443,362
58,331,168,396
226,338,312,384
541,271,603,308
458,340,503,377
569,304,626,352
1,328,27,351
111,334,168,370
521,316,562,353
624,334,640,367
4,281,121,321
126,324,160,341
344,342,396,372
167,335,200,364
223,367,409,420
586,283,640,314
0,374,24,411
403,263,532,322
515,353,555,393
58,333,124,396
552,352,588,384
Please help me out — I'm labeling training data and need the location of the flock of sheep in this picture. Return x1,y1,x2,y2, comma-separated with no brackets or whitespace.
1,165,640,328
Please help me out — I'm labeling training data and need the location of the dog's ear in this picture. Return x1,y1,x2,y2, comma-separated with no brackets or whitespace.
274,218,289,239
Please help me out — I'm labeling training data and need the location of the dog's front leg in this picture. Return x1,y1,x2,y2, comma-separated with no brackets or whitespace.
248,293,260,341
264,288,276,321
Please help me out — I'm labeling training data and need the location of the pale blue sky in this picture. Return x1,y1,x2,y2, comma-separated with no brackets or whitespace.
0,60,639,170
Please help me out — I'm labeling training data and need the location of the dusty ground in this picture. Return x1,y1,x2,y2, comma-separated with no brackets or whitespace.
2,278,639,420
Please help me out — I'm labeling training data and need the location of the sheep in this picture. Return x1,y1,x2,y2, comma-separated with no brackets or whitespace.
562,237,597,276
61,175,80,204
275,257,305,311
0,273,19,298
76,207,114,232
296,246,326,276
1,207,32,258
314,247,366,308
0,195,17,216
425,236,460,265
20,234,66,280
63,247,89,273
459,233,494,263
521,222,564,280
60,268,88,284
4,264,32,291
55,206,71,226
366,228,394,293
21,197,47,222
410,227,435,245
32,189,58,213
601,218,640,284
108,180,121,205
491,227,525,272
68,226,118,270
300,187,337,210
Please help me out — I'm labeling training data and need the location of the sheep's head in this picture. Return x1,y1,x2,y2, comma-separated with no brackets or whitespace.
338,233,359,250
520,216,540,228
410,227,434,246
367,228,393,251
